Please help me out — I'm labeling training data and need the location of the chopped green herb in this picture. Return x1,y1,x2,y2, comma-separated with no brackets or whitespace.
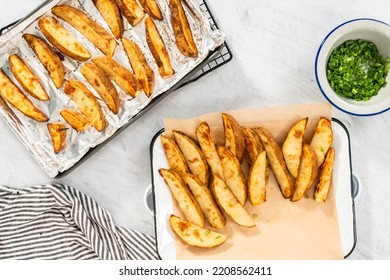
304,194,309,199
215,235,221,239
320,147,324,152
205,229,210,236
252,213,259,218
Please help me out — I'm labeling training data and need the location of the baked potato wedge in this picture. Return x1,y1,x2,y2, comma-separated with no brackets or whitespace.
159,168,204,227
145,17,175,78
52,5,116,57
115,0,145,26
23,34,65,89
248,150,267,205
92,0,124,39
310,117,333,167
47,122,67,154
169,215,227,248
139,0,163,20
242,126,264,166
9,54,49,101
161,134,189,177
314,147,335,202
222,113,245,163
184,174,225,229
217,145,247,205
0,69,48,122
169,0,198,57
211,175,255,228
282,117,308,178
173,130,209,187
64,80,106,132
38,16,91,61
291,144,318,202
122,38,155,97
81,62,121,113
254,127,294,198
93,56,142,97
60,108,90,132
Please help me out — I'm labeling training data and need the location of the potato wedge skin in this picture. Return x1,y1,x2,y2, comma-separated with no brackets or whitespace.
47,122,67,154
115,0,145,26
0,70,48,122
314,147,335,202
93,0,124,39
52,5,116,57
310,117,333,167
222,113,245,163
38,16,91,61
161,134,189,177
64,80,106,132
242,126,264,166
248,150,267,205
139,0,163,20
23,34,65,89
282,117,308,178
169,215,227,248
9,54,49,101
60,108,90,132
81,62,121,113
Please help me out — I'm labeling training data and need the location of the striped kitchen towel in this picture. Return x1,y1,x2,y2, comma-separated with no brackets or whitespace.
0,184,159,260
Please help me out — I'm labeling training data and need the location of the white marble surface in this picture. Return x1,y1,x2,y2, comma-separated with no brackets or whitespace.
0,0,389,260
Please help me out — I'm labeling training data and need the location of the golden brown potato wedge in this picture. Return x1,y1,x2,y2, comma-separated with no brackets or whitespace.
314,147,335,202
139,0,163,20
159,168,204,227
291,144,318,202
310,117,333,167
23,34,65,89
248,150,267,205
217,145,247,206
9,54,49,101
254,127,294,198
211,174,255,228
173,130,209,187
64,80,106,132
122,38,155,97
115,0,145,26
81,62,121,114
242,126,264,166
169,215,227,248
169,0,198,57
145,17,175,78
184,174,225,229
161,134,189,177
282,117,308,178
0,69,48,122
38,16,91,61
52,5,116,57
92,0,124,39
93,56,142,97
60,108,90,132
222,113,245,163
196,121,224,180
47,122,67,154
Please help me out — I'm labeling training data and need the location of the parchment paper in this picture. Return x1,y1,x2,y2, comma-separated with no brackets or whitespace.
163,102,344,260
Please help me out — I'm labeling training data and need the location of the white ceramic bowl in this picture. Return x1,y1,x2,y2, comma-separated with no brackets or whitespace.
315,18,390,116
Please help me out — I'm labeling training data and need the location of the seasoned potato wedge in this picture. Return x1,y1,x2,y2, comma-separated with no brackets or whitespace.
139,0,163,20
159,169,204,227
122,38,155,97
115,0,145,26
60,108,90,132
222,113,245,163
169,0,198,57
93,56,142,97
9,54,49,101
64,80,106,132
254,127,293,198
145,17,175,78
52,5,116,57
196,122,224,180
173,130,209,187
23,34,65,89
38,16,91,61
314,148,335,202
242,126,264,166
0,70,48,122
184,174,225,229
81,62,121,113
161,134,189,177
248,150,267,205
310,117,333,167
282,117,308,178
169,215,227,248
211,175,255,228
291,144,318,202
93,0,124,39
217,145,247,205
47,123,67,154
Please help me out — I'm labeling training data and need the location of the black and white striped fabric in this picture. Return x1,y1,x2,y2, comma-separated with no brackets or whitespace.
0,184,159,260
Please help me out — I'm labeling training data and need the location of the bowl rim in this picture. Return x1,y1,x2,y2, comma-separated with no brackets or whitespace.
315,18,390,117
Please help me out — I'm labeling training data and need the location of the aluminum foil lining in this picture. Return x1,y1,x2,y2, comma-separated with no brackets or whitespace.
0,0,225,178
